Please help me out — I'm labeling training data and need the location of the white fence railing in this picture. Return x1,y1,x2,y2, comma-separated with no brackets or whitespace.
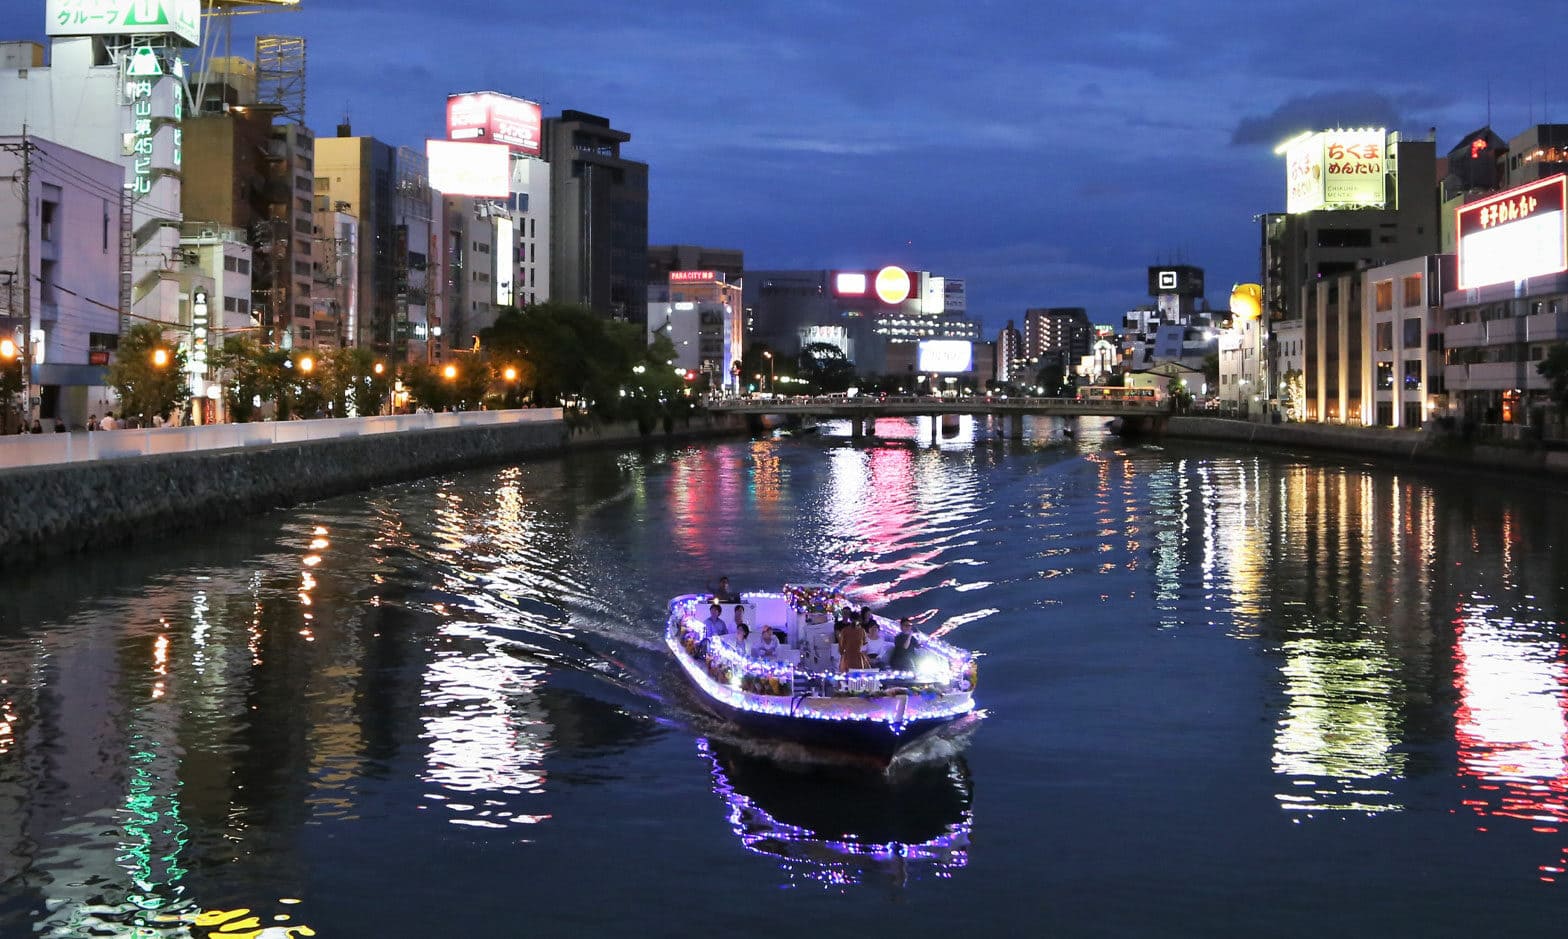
0,408,564,469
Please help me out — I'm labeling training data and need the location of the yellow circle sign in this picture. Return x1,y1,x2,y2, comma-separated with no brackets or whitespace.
874,266,911,305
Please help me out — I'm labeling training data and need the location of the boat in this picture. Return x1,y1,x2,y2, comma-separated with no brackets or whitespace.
666,584,980,759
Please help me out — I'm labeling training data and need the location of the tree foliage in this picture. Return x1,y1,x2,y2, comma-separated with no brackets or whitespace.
105,322,190,424
797,342,856,393
1538,343,1568,425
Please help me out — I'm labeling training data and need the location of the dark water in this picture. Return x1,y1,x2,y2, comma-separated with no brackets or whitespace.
2,416,1567,937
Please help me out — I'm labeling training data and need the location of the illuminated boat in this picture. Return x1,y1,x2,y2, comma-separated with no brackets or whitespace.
666,584,979,759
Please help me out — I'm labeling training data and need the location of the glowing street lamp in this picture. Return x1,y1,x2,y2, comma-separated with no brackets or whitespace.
503,365,518,383
373,361,385,376
151,347,170,368
443,364,458,381
298,354,314,374
0,338,15,359
762,350,774,391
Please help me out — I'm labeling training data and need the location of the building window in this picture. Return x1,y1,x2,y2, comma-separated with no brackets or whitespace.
296,175,311,192
224,255,238,272
1374,280,1393,312
238,257,251,275
1403,317,1421,347
1376,322,1393,351
1403,360,1422,389
1376,361,1394,390
295,303,310,318
1402,275,1422,307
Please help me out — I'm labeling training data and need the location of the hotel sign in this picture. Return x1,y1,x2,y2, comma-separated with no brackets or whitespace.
47,0,200,47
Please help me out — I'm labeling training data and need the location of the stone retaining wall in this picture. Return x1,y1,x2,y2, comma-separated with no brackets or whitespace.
1163,416,1568,477
0,413,745,567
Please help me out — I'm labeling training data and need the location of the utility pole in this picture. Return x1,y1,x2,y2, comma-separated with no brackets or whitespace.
1,130,36,423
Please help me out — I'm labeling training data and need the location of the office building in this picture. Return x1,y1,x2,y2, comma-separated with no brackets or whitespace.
543,110,648,325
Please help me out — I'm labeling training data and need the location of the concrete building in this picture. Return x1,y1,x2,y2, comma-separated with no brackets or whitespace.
0,136,123,427
1023,307,1093,365
177,221,252,421
1361,254,1452,429
0,31,196,333
1441,172,1568,430
743,266,968,375
316,129,432,359
1272,319,1306,421
543,110,648,325
995,319,1023,385
310,201,357,355
647,271,744,391
648,245,742,285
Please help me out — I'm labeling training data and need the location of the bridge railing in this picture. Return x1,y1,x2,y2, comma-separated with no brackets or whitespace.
705,394,1167,411
0,408,564,469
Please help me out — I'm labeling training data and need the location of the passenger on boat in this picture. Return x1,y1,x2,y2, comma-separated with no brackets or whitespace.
888,617,920,672
733,605,750,636
730,622,753,656
703,603,729,639
757,625,781,661
837,616,868,673
712,576,741,603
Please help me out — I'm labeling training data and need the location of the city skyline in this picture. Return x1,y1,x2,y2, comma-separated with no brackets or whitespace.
17,0,1567,329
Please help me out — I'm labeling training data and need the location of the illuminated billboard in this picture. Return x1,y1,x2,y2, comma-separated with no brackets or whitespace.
495,215,515,307
834,272,867,295
1147,265,1205,298
1456,174,1568,289
1284,129,1388,214
670,270,719,283
426,140,510,198
447,92,542,157
47,0,200,46
875,266,912,305
918,340,973,374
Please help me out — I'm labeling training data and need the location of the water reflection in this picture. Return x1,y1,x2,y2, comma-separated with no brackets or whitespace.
698,739,972,888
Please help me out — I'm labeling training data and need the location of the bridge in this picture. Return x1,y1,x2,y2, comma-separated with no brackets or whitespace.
707,395,1172,439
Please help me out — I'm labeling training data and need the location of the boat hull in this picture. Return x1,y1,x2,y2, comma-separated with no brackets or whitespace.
693,687,966,759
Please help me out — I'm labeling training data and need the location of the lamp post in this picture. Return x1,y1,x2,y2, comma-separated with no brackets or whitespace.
0,333,24,431
762,350,774,392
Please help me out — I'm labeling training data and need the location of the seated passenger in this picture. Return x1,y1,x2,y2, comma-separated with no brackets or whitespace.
730,622,754,656
733,605,750,637
757,625,781,661
888,617,921,672
702,603,729,640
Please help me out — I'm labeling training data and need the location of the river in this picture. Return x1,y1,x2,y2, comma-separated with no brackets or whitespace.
1,416,1565,937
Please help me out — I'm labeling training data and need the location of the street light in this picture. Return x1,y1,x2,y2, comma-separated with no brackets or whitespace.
298,354,314,374
503,365,518,383
151,347,170,368
762,350,774,392
443,364,458,381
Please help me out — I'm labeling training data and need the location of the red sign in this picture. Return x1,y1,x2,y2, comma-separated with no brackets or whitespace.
446,92,542,157
1456,174,1568,289
669,270,719,283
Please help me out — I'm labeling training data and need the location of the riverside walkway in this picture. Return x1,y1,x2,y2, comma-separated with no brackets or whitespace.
0,408,564,469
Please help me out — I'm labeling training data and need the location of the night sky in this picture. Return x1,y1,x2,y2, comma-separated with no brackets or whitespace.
19,1,1566,330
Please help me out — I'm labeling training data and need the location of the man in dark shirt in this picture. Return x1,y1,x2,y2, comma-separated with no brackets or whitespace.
713,576,740,603
888,617,921,672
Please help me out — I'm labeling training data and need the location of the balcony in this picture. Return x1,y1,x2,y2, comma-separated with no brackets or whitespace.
1444,361,1546,391
1445,311,1568,348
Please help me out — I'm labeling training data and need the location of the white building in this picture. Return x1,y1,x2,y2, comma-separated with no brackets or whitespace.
1362,254,1451,429
0,25,196,332
178,222,251,422
1217,316,1265,416
1272,319,1306,421
0,135,124,427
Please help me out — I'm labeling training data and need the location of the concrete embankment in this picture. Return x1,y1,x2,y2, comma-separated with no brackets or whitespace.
0,413,745,567
1162,416,1568,478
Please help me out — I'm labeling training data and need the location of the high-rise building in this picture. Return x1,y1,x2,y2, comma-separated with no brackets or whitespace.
316,129,433,358
1023,307,1092,364
543,110,648,325
995,320,1023,384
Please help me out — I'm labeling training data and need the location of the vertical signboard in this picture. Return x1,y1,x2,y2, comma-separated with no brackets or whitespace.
1456,174,1568,289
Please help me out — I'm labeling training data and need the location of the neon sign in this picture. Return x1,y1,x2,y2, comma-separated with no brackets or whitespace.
874,266,911,305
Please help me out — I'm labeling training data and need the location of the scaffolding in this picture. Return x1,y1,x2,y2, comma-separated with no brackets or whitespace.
255,35,306,126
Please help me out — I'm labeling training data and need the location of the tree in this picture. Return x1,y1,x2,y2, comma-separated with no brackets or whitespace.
105,322,189,424
322,346,391,417
1202,351,1220,392
1537,343,1568,428
1034,362,1067,396
796,342,856,393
